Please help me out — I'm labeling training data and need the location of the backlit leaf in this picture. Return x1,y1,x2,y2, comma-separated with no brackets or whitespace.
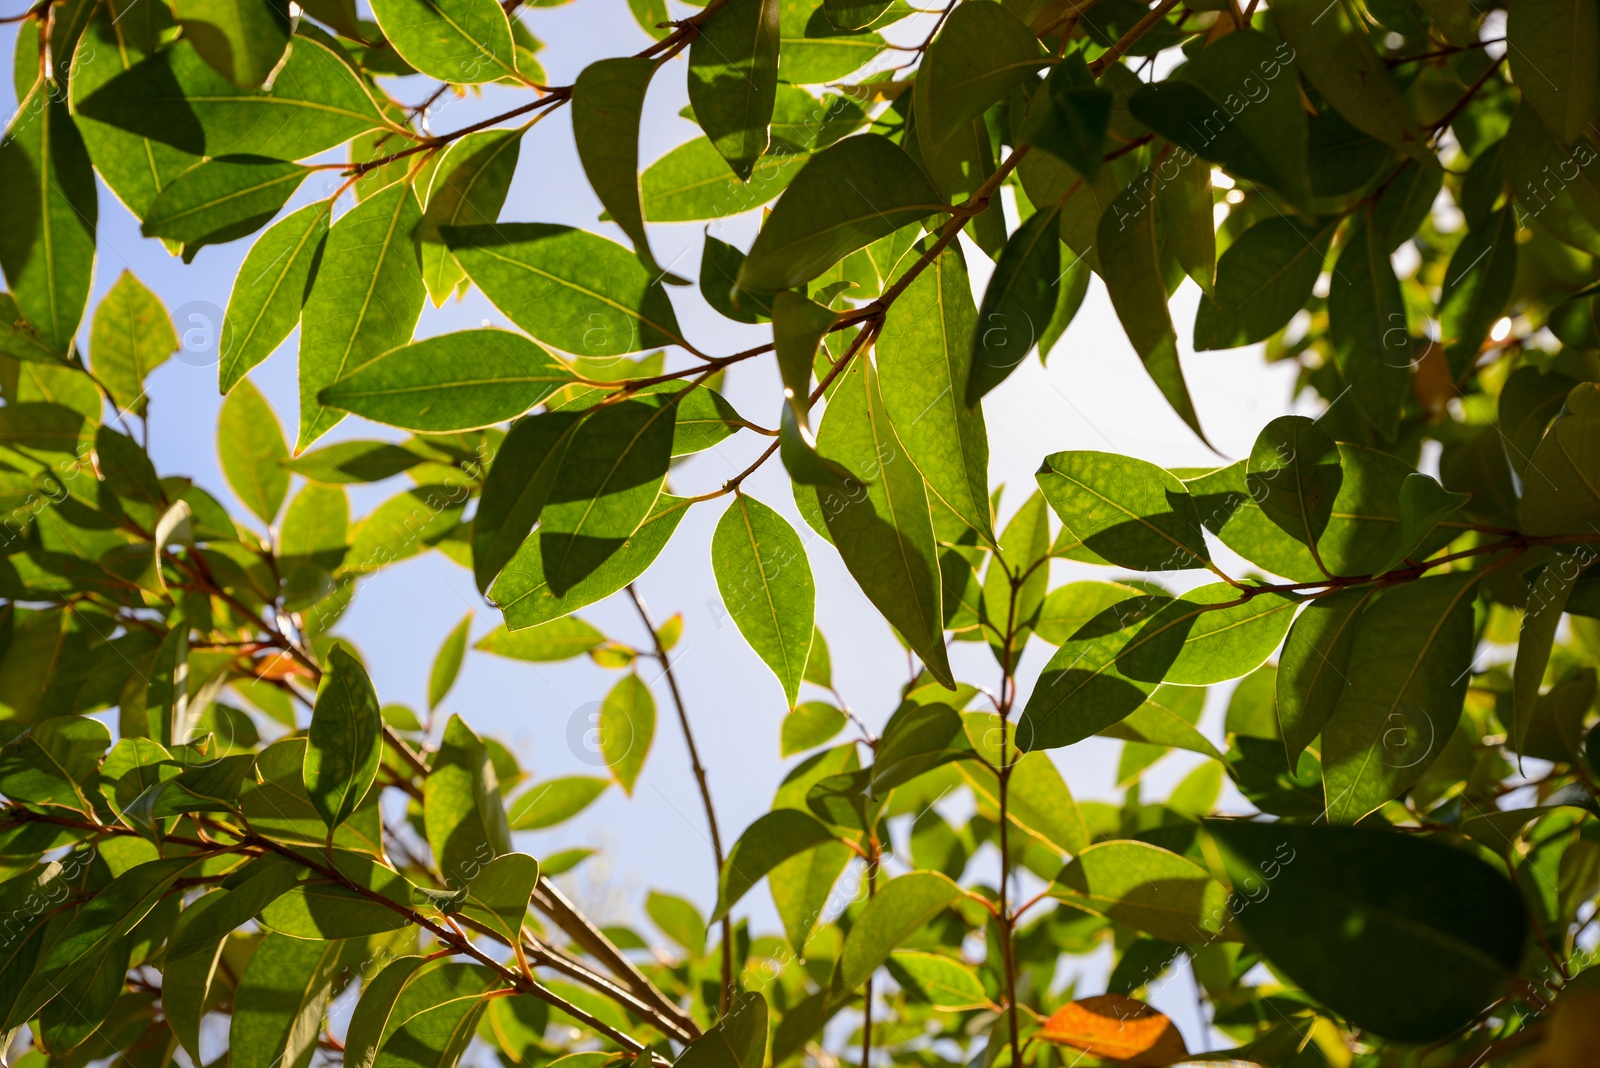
737,135,945,293
688,0,781,180
298,179,425,448
0,81,96,357
877,243,991,540
321,329,572,432
713,495,815,706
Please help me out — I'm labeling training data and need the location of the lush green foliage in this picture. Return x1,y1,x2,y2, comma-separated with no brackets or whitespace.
3,0,1600,1065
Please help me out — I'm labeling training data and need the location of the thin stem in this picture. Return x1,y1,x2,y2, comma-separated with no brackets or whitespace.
531,878,702,1037
1089,0,1183,74
626,584,734,1015
237,831,669,1060
997,570,1022,1068
861,841,879,1068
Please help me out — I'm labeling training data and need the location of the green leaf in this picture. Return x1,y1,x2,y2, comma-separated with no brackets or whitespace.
1366,472,1468,576
918,0,1040,145
460,852,539,946
1503,103,1600,257
373,962,500,1068
573,58,669,271
142,156,308,250
284,439,423,483
6,855,203,1028
961,744,1090,855
980,489,1051,662
86,276,177,426
675,993,767,1068
1439,207,1517,380
69,9,201,228
491,495,693,630
305,646,383,832
167,855,303,962
1097,165,1207,443
771,289,834,420
1245,415,1342,554
426,714,511,887
1020,585,1295,751
258,848,412,938
164,890,231,1061
713,808,836,920
689,0,781,180
471,411,580,592
1206,820,1526,1041
1036,451,1208,571
712,495,816,707
1327,219,1410,440
1513,551,1587,756
771,838,851,951
1519,383,1600,534
839,872,963,988
1186,444,1469,583
231,934,355,1068
430,612,472,711
822,0,888,29
369,0,517,82
1020,54,1111,181
299,179,425,448
346,956,431,1068
803,629,831,687
343,484,465,574
218,377,290,525
737,135,945,292
475,618,605,661
419,130,522,305
1099,687,1224,763
891,950,989,1010
506,775,609,829
77,36,391,161
1321,573,1479,823
1276,585,1376,764
445,223,687,356
878,243,991,540
1051,839,1236,944
1034,580,1146,645
538,396,676,593
1372,156,1444,252
599,674,654,795
1270,0,1423,158
0,81,96,357
173,0,291,87
1128,31,1312,211
778,0,884,83
1507,0,1599,144
646,890,706,956
781,701,846,755
0,715,110,810
321,329,572,432
968,206,1059,405
812,357,954,687
1194,216,1336,351
243,737,384,853
219,201,332,393
642,138,808,223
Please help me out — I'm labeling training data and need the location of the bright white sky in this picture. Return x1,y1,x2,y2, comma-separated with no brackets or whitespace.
1,0,1307,1047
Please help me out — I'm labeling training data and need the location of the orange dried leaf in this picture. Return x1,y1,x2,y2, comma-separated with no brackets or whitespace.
250,651,309,681
1037,994,1189,1066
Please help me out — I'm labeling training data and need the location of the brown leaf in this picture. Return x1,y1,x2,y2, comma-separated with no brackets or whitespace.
1037,994,1189,1067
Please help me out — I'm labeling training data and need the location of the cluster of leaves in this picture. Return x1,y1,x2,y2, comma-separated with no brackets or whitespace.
4,0,1600,1062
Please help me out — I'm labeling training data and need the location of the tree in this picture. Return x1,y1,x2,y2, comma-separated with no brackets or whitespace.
1,0,1599,1063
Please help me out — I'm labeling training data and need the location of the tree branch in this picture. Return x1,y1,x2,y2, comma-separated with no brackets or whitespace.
626,584,735,1014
